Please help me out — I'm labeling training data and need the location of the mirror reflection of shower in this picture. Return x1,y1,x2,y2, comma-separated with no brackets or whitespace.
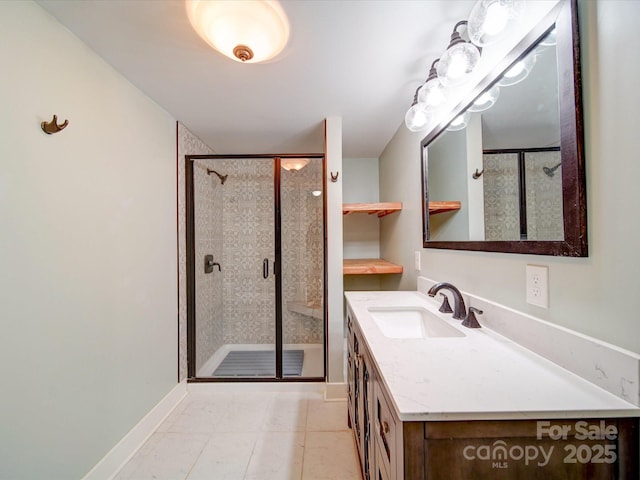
207,168,228,184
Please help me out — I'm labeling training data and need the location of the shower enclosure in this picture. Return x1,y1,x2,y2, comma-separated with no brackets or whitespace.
185,154,326,381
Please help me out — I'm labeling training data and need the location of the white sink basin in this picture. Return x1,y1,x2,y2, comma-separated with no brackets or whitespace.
368,306,465,339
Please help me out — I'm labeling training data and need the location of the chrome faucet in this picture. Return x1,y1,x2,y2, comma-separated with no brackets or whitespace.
427,282,467,320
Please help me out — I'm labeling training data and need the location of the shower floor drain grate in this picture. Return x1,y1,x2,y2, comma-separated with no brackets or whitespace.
212,350,304,377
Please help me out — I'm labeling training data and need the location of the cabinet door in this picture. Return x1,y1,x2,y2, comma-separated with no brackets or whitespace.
374,379,399,480
375,441,391,480
353,327,361,449
346,314,355,429
360,353,372,479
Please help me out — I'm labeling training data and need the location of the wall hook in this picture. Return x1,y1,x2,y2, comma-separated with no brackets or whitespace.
41,115,69,135
330,171,339,182
472,168,484,180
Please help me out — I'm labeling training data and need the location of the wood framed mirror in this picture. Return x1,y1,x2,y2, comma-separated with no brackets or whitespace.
421,0,586,256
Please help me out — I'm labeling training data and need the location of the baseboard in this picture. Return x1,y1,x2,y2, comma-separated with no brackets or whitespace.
82,381,188,480
324,382,347,400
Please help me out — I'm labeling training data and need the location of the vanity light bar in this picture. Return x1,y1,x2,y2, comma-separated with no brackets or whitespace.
404,0,523,132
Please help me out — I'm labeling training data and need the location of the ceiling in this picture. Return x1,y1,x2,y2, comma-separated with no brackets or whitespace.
37,0,477,158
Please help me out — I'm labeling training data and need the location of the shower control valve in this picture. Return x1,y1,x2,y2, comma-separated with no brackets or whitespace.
204,254,221,273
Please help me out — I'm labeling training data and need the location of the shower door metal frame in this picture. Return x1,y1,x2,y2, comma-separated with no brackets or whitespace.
185,153,327,382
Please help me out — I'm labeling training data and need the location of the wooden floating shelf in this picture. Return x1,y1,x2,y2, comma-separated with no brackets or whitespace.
428,201,461,215
343,258,403,275
342,202,402,218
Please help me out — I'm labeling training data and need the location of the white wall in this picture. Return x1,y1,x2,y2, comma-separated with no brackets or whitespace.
0,2,177,479
177,124,216,381
343,157,380,259
427,129,470,241
343,158,382,291
325,117,345,384
379,126,425,291
379,1,640,355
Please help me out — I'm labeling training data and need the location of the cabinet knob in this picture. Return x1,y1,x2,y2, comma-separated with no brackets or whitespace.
381,421,390,435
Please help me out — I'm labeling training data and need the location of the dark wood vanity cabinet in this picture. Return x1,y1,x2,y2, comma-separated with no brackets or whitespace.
347,312,639,480
348,313,416,480
347,313,374,479
422,419,639,479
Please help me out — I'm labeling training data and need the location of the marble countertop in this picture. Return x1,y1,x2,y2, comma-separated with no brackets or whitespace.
345,291,640,422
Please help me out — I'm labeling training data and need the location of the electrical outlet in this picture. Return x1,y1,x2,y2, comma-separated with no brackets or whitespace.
526,264,548,308
414,251,421,271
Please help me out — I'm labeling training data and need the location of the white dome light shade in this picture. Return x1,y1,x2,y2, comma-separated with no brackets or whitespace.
405,103,430,133
468,0,523,47
446,112,471,131
468,85,500,112
281,158,309,171
186,0,290,63
437,42,481,87
498,50,536,86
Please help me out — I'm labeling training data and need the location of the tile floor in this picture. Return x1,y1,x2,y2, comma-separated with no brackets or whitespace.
114,387,361,480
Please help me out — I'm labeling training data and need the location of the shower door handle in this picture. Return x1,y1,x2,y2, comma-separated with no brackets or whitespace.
263,258,269,279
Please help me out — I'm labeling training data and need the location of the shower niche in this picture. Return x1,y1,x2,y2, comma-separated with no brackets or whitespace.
185,154,326,381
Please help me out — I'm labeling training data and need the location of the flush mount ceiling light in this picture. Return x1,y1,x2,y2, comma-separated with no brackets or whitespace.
437,21,481,87
186,0,290,63
467,0,523,47
281,158,309,171
417,60,446,111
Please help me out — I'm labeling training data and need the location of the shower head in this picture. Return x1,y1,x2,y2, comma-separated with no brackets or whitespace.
207,169,228,184
543,162,562,178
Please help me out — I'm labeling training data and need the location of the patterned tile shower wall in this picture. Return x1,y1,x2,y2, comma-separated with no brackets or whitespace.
193,163,224,371
177,122,215,381
483,150,563,241
211,157,324,346
218,158,277,345
524,151,563,240
281,159,324,345
483,153,520,240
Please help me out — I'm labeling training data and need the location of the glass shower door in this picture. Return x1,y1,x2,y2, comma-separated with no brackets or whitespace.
188,154,325,380
279,157,325,378
192,157,277,378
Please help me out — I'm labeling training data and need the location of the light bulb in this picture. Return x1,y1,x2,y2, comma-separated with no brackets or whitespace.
417,78,445,110
446,112,471,132
534,27,557,55
540,27,557,47
468,85,500,112
468,0,523,47
405,103,430,133
498,50,536,86
437,42,480,87
311,190,322,197
484,2,509,35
